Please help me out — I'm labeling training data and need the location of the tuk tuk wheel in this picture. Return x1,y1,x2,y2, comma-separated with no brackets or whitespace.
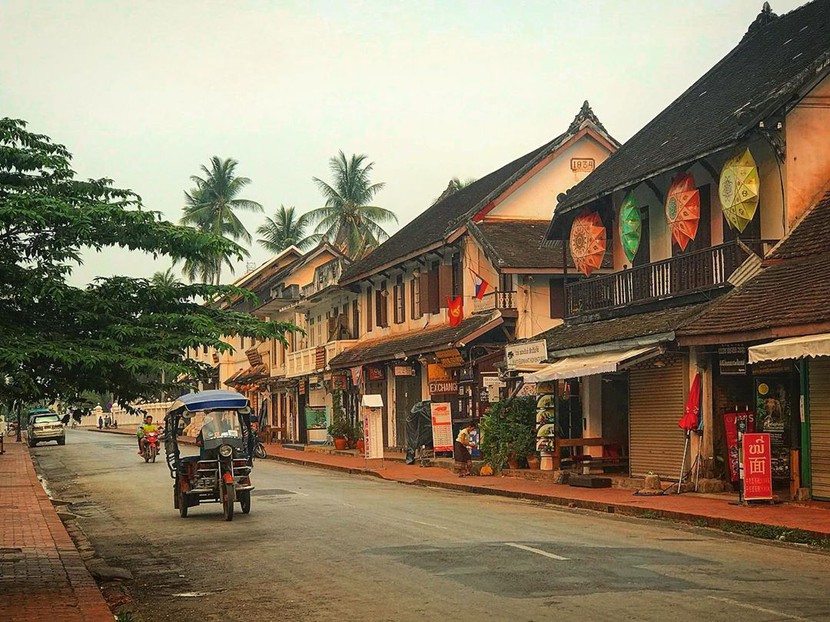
178,486,188,518
222,483,235,521
239,490,251,514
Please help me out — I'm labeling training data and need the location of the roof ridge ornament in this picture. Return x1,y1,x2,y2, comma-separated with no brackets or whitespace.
743,2,778,41
568,100,608,135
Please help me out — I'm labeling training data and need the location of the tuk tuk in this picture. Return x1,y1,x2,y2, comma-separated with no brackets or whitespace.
164,390,256,521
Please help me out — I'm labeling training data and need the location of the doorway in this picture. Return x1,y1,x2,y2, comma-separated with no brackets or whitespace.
395,370,422,450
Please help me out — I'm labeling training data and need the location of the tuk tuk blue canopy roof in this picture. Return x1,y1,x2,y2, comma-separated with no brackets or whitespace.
170,390,249,414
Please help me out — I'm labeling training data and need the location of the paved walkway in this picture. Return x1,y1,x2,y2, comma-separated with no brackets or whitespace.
0,439,112,621
96,427,830,542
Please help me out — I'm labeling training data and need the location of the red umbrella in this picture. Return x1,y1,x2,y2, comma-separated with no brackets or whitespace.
679,372,701,430
665,173,700,251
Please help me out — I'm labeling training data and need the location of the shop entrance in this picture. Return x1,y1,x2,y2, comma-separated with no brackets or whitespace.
601,373,630,464
395,370,422,450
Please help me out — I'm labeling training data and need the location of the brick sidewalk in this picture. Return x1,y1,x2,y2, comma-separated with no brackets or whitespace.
0,439,112,621
97,427,830,542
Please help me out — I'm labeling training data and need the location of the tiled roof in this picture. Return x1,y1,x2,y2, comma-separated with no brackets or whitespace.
555,0,830,216
768,191,830,260
470,220,612,270
539,304,708,354
328,312,503,368
340,103,617,284
678,254,830,338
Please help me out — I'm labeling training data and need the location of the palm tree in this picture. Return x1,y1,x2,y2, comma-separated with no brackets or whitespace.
256,205,314,253
151,267,180,287
306,151,397,259
179,157,263,284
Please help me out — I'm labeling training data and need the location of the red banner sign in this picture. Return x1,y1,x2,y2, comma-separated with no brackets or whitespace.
723,410,755,482
742,433,773,501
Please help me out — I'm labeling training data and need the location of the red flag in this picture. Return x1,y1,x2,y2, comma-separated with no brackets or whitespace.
679,372,701,431
471,270,489,299
448,296,463,327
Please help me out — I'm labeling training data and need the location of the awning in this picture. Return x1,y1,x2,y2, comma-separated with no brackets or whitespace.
748,333,830,363
524,346,659,383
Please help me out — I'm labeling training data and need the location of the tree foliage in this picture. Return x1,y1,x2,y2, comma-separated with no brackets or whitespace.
307,151,396,259
179,156,263,284
0,118,296,408
256,205,313,253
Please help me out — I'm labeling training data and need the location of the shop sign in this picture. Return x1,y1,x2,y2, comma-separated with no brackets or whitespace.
430,402,454,452
459,366,475,384
742,433,773,500
393,364,415,377
718,344,747,375
299,380,306,396
305,405,328,431
436,348,465,368
366,365,386,382
428,363,458,395
505,340,547,370
332,373,347,390
481,375,505,403
723,410,755,482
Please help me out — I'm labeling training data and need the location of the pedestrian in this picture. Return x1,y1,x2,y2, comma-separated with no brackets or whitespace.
98,415,103,430
454,421,477,477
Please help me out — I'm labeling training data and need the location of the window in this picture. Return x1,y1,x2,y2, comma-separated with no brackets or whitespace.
375,281,389,328
202,344,208,355
352,299,360,339
393,275,406,324
451,253,462,298
410,275,422,320
366,288,373,332
241,336,246,349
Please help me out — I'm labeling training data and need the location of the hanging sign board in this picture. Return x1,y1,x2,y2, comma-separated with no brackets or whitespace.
366,365,386,382
742,433,773,501
305,406,328,431
428,364,458,395
436,348,465,368
430,402,454,452
393,364,415,377
505,340,547,371
481,375,505,403
362,394,384,460
718,344,747,375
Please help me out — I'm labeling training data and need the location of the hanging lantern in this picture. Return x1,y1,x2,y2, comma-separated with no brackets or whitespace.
665,173,700,251
619,192,642,263
719,148,760,233
569,210,606,276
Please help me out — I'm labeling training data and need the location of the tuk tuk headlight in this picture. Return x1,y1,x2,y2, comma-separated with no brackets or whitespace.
218,444,233,458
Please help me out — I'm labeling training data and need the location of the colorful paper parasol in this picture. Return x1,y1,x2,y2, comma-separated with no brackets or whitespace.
619,192,642,263
665,173,700,251
569,210,606,276
719,148,760,233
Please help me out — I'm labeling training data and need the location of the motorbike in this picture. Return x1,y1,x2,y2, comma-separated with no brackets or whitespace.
142,430,161,463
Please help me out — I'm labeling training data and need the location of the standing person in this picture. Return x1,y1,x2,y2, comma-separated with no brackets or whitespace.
97,415,103,430
454,422,477,477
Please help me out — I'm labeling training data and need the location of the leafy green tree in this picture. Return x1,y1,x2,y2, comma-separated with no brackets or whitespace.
257,205,314,253
180,156,263,284
0,118,296,408
307,151,396,259
151,267,181,287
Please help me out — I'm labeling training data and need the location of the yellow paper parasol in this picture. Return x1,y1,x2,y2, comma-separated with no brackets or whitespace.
665,173,700,251
719,149,760,233
569,210,606,276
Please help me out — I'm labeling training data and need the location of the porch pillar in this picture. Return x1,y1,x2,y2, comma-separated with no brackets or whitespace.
689,347,714,477
582,375,603,458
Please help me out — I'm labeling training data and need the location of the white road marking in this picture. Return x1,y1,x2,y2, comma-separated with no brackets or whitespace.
504,542,569,560
705,596,809,621
289,490,310,496
403,519,449,530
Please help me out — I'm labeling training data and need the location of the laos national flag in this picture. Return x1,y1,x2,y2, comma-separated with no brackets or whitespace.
472,271,489,300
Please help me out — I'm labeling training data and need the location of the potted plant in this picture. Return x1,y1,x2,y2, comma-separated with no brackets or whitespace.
328,389,350,450
354,420,365,453
481,396,537,472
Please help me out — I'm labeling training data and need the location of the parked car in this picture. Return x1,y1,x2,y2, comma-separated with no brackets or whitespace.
27,412,65,447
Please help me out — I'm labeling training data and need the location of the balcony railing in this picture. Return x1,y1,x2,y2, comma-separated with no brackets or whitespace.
473,290,517,314
285,339,357,378
566,240,762,317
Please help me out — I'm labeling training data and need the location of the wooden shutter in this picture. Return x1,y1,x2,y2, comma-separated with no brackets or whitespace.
352,300,360,339
411,277,421,319
549,278,565,319
438,264,453,308
809,358,830,501
366,289,373,332
629,358,687,479
420,271,431,314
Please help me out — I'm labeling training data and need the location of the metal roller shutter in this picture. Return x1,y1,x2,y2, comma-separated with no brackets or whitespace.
809,358,830,501
629,359,687,479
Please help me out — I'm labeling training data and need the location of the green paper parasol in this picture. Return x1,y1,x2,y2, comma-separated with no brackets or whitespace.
619,193,642,263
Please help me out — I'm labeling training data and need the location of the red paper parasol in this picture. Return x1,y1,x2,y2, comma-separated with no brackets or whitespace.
678,372,701,431
665,173,700,251
569,210,606,276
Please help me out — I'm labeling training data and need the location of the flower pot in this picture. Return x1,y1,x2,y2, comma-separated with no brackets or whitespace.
356,439,365,453
507,454,520,470
527,454,540,470
334,437,349,450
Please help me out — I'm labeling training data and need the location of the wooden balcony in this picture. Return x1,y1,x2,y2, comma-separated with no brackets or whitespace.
285,339,357,378
566,240,762,317
473,290,518,316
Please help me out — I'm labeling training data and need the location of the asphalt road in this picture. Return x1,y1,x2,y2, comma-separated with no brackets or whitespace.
31,430,830,622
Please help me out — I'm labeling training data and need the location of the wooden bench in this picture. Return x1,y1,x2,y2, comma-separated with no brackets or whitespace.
555,437,628,472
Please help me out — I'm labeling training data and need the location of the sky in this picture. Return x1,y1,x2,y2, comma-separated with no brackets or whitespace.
1,0,805,286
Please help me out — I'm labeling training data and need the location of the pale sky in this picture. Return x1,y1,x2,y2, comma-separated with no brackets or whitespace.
1,0,804,286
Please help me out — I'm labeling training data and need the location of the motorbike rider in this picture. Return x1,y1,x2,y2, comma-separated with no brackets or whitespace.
137,415,159,455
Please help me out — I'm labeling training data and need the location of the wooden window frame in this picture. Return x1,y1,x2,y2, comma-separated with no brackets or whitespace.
410,275,422,320
394,275,406,324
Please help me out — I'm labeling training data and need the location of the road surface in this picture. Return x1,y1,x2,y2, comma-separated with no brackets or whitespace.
32,430,830,622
